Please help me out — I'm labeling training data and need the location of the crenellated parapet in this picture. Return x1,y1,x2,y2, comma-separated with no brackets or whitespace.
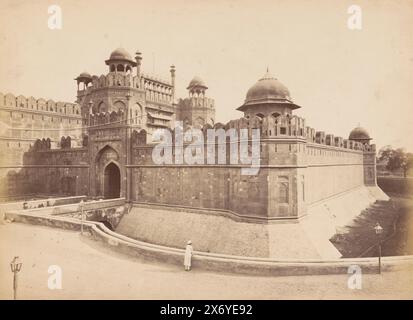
29,135,79,151
131,129,147,146
136,112,373,154
89,110,126,126
78,73,134,93
260,114,305,138
303,125,371,152
76,72,173,104
32,138,52,151
315,131,326,144
60,136,72,149
176,114,307,141
178,96,215,109
306,127,316,142
226,114,373,152
0,92,81,116
334,137,343,148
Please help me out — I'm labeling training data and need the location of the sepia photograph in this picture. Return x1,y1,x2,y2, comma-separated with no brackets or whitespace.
0,0,412,307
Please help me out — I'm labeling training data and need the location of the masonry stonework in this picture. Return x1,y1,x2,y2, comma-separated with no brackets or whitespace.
1,48,378,223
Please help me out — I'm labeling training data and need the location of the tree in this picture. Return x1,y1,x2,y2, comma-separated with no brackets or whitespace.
378,146,413,177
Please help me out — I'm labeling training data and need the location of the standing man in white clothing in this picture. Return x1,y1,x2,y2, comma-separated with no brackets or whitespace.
184,240,193,271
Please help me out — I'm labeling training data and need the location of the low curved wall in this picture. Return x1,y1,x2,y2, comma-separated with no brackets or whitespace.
0,196,87,223
4,210,413,276
20,197,125,216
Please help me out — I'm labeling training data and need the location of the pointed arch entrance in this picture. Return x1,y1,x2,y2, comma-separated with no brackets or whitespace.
104,162,120,199
94,145,122,199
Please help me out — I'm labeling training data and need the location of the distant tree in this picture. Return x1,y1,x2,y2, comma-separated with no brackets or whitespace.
378,146,413,177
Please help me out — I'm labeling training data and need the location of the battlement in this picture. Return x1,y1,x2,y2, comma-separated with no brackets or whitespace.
260,114,305,138
89,110,126,126
29,135,77,151
76,73,174,105
0,92,81,116
177,96,215,109
77,74,134,93
32,138,52,151
172,114,375,153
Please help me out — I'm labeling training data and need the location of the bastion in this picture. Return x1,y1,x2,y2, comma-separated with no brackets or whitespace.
1,48,389,259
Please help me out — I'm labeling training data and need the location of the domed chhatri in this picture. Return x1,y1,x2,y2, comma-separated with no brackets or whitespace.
246,70,291,102
186,76,209,98
74,71,92,90
105,47,137,66
110,47,133,61
238,69,301,114
187,76,208,90
349,126,371,142
79,71,92,78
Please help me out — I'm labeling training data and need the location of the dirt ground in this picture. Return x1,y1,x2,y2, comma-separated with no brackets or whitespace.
1,223,412,300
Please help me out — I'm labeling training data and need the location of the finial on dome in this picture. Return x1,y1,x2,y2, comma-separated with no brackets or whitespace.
261,67,275,80
349,126,371,141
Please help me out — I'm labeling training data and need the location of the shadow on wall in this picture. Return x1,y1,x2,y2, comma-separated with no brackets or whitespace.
1,135,89,200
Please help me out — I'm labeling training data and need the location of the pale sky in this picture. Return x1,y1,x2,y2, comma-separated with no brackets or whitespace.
1,0,412,151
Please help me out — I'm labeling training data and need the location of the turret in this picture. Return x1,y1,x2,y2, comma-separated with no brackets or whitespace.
75,72,92,91
187,76,207,97
175,76,215,128
237,69,301,119
348,126,372,145
105,47,137,74
170,65,176,103
135,51,142,80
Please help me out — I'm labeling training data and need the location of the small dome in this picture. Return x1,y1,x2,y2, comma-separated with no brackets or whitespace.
245,70,291,104
237,69,301,112
349,127,371,140
75,71,92,81
187,76,207,90
109,47,133,61
79,71,91,78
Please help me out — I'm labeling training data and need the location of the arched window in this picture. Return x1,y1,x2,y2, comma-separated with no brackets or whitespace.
301,176,305,201
97,101,107,113
279,183,289,203
278,176,289,203
117,64,124,72
113,100,126,112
